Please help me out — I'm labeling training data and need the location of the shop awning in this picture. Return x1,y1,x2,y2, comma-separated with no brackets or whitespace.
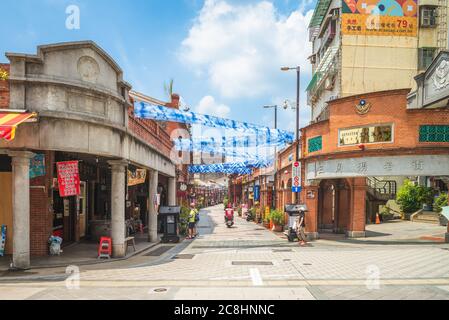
0,112,36,141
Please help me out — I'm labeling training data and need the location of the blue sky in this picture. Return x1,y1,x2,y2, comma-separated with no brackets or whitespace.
0,0,316,131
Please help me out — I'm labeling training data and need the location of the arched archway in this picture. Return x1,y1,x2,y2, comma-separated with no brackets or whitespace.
318,179,352,234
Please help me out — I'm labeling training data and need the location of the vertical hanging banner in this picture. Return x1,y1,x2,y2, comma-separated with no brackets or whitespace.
57,161,81,197
29,154,46,179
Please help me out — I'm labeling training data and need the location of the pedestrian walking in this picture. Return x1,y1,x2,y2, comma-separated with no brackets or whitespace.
296,210,307,246
194,207,200,237
187,203,196,239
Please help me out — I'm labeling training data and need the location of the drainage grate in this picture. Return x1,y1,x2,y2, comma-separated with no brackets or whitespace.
303,263,313,266
153,288,168,293
197,226,210,229
254,228,266,231
272,249,293,253
172,254,195,260
232,261,273,266
144,245,175,256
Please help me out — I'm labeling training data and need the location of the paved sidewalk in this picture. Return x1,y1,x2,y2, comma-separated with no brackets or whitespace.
1,205,449,300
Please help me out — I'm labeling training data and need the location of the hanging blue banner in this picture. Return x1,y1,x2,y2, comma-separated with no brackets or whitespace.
133,100,294,144
29,154,45,179
254,185,260,201
174,140,275,162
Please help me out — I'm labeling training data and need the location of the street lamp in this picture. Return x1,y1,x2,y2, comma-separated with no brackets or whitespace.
281,66,300,204
263,105,279,209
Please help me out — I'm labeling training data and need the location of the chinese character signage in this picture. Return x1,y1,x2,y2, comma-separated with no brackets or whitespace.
56,161,80,197
127,169,147,186
339,125,392,146
29,154,45,179
342,0,417,37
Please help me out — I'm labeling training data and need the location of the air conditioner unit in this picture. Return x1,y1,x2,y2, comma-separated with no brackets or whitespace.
325,77,334,90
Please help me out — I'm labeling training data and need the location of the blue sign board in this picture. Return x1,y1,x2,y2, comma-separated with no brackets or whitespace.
254,186,260,201
292,186,302,193
29,154,45,179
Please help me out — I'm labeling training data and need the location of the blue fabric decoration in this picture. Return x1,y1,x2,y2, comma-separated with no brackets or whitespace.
134,100,294,144
174,139,276,161
188,159,273,175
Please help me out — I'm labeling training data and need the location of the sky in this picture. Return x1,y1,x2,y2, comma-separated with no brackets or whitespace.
0,0,316,132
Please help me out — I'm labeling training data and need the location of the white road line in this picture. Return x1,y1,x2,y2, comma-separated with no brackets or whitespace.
250,268,264,286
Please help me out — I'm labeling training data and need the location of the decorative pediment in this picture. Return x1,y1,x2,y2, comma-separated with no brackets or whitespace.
408,50,449,109
423,51,449,107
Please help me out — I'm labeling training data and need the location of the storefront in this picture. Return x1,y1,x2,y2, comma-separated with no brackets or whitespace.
0,41,178,269
300,51,449,239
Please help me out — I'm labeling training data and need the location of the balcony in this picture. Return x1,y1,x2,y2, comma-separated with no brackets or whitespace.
307,46,339,105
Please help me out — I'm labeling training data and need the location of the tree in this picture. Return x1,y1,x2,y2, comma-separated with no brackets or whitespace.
396,180,423,214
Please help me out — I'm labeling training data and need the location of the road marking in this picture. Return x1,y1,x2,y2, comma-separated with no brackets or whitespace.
250,268,264,286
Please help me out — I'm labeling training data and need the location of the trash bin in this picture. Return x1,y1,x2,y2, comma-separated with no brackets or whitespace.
48,236,63,256
284,204,308,242
159,206,181,243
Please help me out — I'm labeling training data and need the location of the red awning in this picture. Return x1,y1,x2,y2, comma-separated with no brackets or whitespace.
0,112,36,141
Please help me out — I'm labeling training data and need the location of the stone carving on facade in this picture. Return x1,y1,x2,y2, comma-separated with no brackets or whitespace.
355,99,371,115
432,59,449,91
77,56,100,83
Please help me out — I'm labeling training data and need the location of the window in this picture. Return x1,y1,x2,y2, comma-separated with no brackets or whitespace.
308,136,323,153
420,6,437,27
419,125,449,143
339,125,393,146
418,48,436,70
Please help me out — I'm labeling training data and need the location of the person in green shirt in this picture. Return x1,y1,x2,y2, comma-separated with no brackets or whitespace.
187,203,197,239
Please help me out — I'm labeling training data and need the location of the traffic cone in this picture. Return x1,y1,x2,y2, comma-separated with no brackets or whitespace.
375,213,381,224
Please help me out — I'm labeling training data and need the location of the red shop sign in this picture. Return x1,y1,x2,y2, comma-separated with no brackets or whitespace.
56,161,80,197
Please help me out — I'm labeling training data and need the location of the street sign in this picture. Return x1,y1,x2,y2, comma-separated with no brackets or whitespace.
292,161,301,191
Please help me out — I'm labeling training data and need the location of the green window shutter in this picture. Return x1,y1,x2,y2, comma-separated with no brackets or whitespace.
419,125,449,142
308,136,323,153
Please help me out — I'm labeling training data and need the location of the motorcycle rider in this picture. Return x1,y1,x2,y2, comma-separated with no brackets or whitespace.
224,203,234,225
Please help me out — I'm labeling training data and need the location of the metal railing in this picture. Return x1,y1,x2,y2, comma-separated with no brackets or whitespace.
367,177,397,199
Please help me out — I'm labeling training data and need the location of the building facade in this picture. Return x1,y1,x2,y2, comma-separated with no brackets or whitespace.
307,0,449,122
301,51,449,239
0,41,179,269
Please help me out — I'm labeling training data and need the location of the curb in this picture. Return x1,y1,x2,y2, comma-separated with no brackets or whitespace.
0,241,160,276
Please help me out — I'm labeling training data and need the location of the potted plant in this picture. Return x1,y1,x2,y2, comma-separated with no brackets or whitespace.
269,209,285,232
434,193,448,226
237,206,242,217
419,186,435,211
397,180,424,220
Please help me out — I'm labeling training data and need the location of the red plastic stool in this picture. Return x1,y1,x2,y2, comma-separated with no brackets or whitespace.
98,237,112,259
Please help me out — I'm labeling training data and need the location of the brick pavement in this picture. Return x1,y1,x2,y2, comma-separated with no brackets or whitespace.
1,205,449,300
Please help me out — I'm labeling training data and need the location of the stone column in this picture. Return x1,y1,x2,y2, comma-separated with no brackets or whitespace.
148,170,159,242
8,151,35,270
168,177,176,206
108,160,127,258
304,185,320,240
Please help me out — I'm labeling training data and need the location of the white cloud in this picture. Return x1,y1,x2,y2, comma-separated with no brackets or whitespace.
195,95,231,118
180,0,313,99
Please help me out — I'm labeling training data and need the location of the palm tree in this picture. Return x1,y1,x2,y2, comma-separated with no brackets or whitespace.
164,79,174,99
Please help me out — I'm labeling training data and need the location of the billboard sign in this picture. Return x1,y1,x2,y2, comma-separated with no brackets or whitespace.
342,0,417,37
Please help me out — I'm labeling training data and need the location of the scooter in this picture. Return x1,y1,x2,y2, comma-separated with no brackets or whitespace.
225,216,234,228
224,207,234,228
